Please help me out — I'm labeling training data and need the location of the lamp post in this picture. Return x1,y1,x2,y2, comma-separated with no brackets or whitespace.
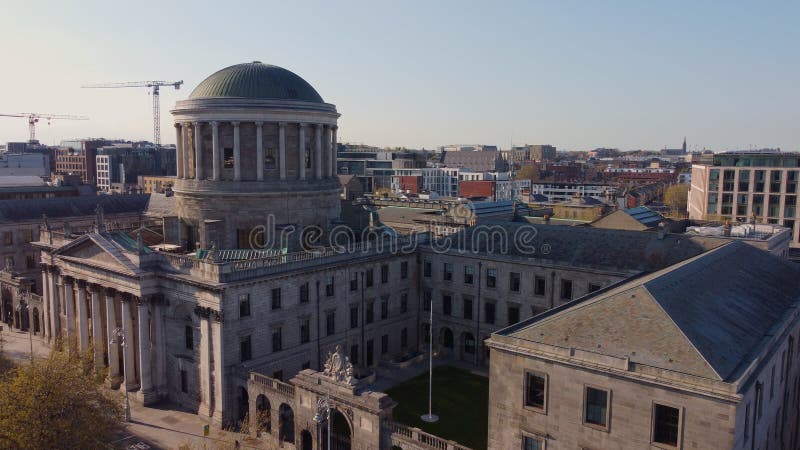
15,289,33,363
421,293,438,423
109,326,131,422
313,393,331,450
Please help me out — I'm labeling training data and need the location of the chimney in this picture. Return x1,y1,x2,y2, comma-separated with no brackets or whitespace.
657,221,667,240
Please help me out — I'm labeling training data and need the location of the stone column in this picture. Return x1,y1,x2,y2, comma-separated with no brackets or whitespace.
49,270,60,340
232,121,241,181
211,312,224,418
137,297,155,404
194,122,203,180
256,122,264,181
314,124,323,179
90,285,103,370
175,123,183,178
298,123,306,180
105,289,120,381
152,297,167,396
121,295,136,391
325,126,333,178
331,126,338,177
41,267,50,340
211,121,220,181
76,280,89,352
63,277,75,345
182,123,190,179
198,309,212,417
278,122,287,180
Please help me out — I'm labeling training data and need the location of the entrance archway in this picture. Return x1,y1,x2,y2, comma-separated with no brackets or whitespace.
300,429,313,450
440,327,454,349
236,386,249,429
278,403,294,444
256,394,271,433
322,409,352,450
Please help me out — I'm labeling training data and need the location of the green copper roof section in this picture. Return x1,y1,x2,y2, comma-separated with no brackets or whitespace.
189,62,324,103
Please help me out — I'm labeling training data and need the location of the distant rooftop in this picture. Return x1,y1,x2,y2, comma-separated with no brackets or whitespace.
0,175,45,187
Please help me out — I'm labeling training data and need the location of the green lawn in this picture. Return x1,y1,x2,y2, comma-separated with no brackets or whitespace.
385,366,488,450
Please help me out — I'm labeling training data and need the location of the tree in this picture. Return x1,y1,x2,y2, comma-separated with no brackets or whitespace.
517,164,542,181
664,183,689,214
0,350,122,450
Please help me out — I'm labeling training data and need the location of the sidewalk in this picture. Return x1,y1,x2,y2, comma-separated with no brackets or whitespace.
0,327,51,362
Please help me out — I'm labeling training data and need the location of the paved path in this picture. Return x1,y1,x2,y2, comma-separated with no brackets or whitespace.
0,327,50,362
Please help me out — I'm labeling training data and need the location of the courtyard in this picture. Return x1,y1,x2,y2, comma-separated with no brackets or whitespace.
386,365,489,450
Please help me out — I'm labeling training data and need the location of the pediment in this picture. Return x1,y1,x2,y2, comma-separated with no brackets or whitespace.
52,233,139,274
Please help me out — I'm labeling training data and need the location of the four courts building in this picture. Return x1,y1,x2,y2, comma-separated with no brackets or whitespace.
22,62,800,450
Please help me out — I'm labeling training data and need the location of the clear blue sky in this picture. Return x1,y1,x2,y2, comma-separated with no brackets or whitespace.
1,0,797,151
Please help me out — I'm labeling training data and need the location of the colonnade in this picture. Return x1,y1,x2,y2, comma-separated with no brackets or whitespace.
174,121,338,182
39,264,165,404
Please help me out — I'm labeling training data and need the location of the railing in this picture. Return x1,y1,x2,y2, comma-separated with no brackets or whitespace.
249,372,296,398
389,421,471,450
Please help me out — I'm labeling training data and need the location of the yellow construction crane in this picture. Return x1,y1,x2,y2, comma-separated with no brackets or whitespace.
0,112,89,143
82,80,183,147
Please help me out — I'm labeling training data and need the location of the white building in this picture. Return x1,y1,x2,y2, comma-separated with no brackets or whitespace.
529,182,616,203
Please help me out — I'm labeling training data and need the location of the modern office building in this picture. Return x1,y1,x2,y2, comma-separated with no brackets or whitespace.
688,151,800,246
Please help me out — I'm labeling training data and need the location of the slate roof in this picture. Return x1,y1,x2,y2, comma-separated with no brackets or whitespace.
0,194,150,223
437,222,727,273
504,241,800,382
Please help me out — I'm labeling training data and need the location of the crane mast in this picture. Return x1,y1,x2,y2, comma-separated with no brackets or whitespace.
82,80,183,147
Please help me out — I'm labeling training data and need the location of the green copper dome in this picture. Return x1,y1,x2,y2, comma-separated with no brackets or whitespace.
189,62,324,103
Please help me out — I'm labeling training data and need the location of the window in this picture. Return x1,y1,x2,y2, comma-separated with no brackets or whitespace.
299,283,309,303
423,290,432,311
3,231,12,246
350,344,359,365
300,318,310,344
240,335,252,362
381,334,389,354
484,302,496,324
366,269,374,287
652,403,681,446
185,325,193,350
350,273,358,291
443,294,452,316
25,254,35,269
464,265,474,284
464,334,475,354
381,264,389,283
22,229,33,243
223,147,234,168
272,327,282,352
508,305,520,325
326,311,336,336
525,372,546,410
486,268,497,288
443,263,453,281
366,339,374,366
271,288,281,310
588,283,601,293
381,298,388,320
522,436,544,450
463,297,473,320
180,370,188,393
400,261,408,279
560,279,573,300
423,260,431,277
534,276,546,296
584,386,610,429
509,272,520,292
238,294,251,317
400,293,408,313
326,276,335,297
366,302,374,324
350,305,359,329
400,327,408,347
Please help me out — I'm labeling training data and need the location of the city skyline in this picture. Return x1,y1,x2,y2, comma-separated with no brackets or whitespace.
1,1,798,151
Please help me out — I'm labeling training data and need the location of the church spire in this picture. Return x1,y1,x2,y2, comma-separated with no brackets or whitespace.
682,136,687,153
